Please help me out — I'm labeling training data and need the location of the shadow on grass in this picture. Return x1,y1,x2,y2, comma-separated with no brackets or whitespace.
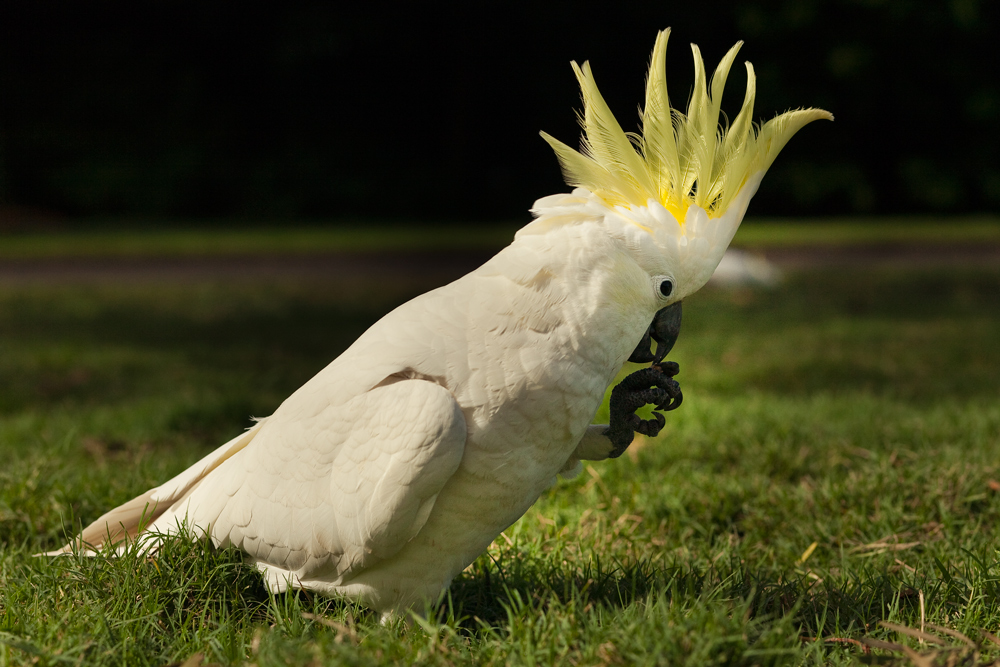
0,289,412,416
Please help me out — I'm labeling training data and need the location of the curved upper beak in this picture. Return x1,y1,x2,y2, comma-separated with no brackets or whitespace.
627,301,682,364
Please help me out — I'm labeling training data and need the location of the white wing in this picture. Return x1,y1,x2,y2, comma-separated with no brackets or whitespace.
146,377,466,584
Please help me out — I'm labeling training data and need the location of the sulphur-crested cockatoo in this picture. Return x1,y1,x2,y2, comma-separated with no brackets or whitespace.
50,30,831,617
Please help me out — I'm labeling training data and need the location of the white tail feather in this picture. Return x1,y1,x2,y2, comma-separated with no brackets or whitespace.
44,419,266,555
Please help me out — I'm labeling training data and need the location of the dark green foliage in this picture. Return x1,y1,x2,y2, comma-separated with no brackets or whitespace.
0,2,997,220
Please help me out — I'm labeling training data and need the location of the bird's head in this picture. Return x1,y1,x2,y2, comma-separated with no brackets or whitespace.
519,28,831,361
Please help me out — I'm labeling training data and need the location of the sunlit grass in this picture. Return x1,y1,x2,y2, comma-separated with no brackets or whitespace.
1,263,999,665
0,224,523,259
734,216,1000,247
0,216,996,259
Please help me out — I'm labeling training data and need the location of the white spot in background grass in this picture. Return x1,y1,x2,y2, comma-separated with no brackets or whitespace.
709,249,782,287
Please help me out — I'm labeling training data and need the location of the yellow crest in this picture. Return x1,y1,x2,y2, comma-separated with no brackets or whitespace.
541,29,833,221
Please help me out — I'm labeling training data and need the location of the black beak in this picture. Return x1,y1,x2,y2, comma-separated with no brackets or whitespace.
627,301,682,364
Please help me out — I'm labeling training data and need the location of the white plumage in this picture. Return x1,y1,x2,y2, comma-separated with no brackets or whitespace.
51,30,830,617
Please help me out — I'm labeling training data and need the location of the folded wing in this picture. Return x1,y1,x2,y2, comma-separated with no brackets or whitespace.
144,377,467,585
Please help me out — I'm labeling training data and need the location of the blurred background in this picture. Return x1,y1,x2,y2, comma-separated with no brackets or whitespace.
0,0,997,227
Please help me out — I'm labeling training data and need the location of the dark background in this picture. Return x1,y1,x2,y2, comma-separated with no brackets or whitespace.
0,0,997,225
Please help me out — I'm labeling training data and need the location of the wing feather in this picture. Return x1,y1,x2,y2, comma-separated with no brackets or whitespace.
154,378,466,584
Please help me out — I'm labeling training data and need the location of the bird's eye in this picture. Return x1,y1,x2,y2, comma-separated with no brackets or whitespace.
659,279,673,298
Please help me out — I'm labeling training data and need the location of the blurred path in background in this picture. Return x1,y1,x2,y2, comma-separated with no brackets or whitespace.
0,219,998,286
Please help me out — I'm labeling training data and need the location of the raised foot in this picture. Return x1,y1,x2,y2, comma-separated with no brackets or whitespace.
605,361,682,458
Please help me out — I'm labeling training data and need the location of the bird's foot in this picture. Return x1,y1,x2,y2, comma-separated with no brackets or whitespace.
605,361,682,458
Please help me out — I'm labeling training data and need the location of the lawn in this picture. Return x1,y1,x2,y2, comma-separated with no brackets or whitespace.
0,237,999,665
0,215,996,259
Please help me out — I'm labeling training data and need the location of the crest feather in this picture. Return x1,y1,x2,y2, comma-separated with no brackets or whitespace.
543,29,833,220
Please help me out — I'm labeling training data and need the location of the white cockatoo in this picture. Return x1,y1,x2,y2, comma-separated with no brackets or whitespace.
50,30,831,618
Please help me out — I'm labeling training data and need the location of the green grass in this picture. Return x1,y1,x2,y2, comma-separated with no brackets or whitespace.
0,224,523,259
1,264,999,665
0,215,997,259
732,216,1000,247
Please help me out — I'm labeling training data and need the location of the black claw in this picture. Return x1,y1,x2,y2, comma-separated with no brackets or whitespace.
605,361,682,458
634,411,665,436
658,360,680,377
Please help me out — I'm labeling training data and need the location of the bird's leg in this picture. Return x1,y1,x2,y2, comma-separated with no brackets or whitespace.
605,302,684,459
604,361,682,458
